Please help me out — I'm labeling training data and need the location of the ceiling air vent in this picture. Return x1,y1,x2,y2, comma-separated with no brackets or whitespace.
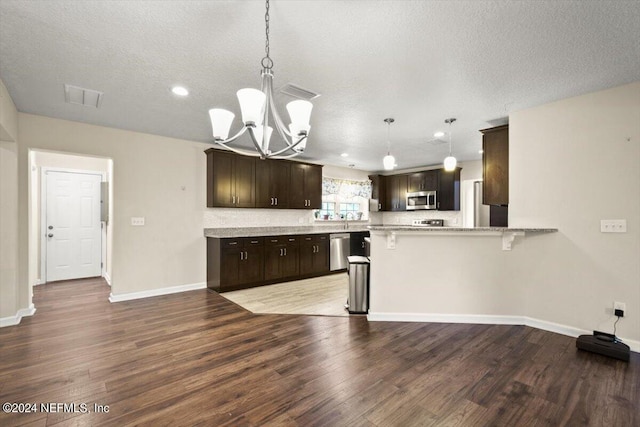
278,83,320,101
64,84,104,108
426,138,447,145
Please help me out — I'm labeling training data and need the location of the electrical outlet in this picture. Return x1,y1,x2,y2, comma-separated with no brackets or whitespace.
131,217,145,226
614,301,626,317
386,233,396,249
600,219,627,233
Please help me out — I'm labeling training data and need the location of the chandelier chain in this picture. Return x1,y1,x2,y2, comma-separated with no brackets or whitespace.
261,0,273,69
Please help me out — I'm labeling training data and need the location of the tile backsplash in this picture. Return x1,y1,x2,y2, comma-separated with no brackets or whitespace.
378,210,463,227
204,208,462,228
204,208,317,228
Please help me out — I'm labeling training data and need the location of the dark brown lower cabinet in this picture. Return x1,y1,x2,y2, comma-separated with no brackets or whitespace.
208,237,264,292
208,233,334,292
299,234,329,275
349,231,370,256
264,236,299,281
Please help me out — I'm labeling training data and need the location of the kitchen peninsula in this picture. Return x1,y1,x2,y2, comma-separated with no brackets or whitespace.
366,225,558,326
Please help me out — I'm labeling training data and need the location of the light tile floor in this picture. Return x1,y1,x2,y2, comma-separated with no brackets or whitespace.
221,273,351,317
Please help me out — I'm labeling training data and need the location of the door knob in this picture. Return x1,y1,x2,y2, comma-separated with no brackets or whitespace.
48,233,54,238
48,225,53,230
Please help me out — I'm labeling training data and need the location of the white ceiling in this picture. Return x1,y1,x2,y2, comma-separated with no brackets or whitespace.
1,1,639,172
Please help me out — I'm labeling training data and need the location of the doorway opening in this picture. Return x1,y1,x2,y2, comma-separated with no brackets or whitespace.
28,150,113,301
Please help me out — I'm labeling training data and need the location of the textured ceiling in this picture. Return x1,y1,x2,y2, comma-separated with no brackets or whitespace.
1,1,639,172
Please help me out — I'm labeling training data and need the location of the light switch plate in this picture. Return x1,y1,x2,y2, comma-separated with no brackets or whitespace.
131,217,145,226
600,219,627,233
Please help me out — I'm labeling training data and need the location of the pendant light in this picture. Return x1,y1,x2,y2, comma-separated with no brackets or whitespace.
383,118,396,170
443,118,457,171
207,0,313,159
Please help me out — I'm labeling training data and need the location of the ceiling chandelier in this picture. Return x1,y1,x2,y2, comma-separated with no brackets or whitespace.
443,117,457,171
383,118,396,170
208,0,312,159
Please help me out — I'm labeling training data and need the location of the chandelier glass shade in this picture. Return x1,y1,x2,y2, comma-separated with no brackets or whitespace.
208,0,312,159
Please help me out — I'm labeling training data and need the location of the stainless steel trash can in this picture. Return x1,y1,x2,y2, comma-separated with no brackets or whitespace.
347,256,370,314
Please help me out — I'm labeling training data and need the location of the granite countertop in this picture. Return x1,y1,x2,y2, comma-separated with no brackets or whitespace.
204,224,373,238
367,226,558,233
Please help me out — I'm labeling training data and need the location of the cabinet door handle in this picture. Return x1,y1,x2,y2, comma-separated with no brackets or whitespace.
270,197,274,206
279,248,283,256
244,251,248,260
240,251,244,260
228,241,238,245
362,242,365,248
284,248,287,256
237,196,240,204
232,195,236,204
275,197,278,206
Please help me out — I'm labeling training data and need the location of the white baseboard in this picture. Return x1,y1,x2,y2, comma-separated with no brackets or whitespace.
34,279,44,286
103,271,112,286
367,312,524,325
367,312,640,353
109,282,206,303
0,304,37,327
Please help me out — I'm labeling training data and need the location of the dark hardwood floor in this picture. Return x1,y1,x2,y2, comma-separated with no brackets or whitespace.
0,278,638,426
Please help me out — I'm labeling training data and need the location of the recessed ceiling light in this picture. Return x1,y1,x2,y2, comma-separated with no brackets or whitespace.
434,131,445,138
340,153,349,157
171,86,189,96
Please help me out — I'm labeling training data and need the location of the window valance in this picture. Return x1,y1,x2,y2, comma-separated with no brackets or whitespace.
322,177,372,199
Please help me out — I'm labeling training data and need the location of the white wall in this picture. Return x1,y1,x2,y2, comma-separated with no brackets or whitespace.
0,78,17,141
509,81,640,342
0,141,19,320
18,113,208,301
0,77,21,323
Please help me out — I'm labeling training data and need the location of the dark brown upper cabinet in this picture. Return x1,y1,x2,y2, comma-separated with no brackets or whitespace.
408,170,439,193
290,163,323,209
481,125,509,206
255,159,291,208
368,174,387,211
205,149,255,208
385,174,408,211
437,167,461,211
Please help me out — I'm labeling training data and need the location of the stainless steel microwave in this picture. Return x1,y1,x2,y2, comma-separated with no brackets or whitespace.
406,191,437,210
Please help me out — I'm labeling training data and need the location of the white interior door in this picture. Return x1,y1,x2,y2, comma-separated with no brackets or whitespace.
46,171,102,282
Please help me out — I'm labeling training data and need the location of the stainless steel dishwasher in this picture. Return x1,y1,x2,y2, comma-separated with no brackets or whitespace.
329,233,350,270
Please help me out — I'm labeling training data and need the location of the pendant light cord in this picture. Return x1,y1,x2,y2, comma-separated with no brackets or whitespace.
445,117,456,156
449,121,453,156
387,121,391,154
262,0,273,69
